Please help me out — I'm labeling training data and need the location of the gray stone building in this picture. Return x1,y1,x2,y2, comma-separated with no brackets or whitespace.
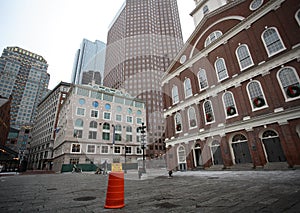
52,83,146,172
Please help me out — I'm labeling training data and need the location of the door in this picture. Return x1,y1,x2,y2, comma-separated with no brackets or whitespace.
195,148,203,167
232,142,252,164
263,137,286,162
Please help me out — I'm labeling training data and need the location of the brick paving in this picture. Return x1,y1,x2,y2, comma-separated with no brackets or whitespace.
0,169,299,212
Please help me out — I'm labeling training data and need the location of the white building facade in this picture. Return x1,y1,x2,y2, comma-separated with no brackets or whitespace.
52,84,146,172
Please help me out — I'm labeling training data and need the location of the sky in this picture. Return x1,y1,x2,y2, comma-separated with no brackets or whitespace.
0,0,196,90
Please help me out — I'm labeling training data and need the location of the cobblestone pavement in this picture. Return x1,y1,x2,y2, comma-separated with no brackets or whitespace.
0,169,300,212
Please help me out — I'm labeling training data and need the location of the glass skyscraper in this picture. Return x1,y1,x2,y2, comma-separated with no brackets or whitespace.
0,47,50,129
71,39,106,85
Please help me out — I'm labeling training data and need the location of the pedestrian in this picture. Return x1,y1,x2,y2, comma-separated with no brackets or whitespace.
168,170,173,178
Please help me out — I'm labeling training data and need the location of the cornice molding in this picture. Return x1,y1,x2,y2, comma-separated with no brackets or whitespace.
165,106,300,147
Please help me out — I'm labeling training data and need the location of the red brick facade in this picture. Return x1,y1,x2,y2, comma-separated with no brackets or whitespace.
163,0,300,170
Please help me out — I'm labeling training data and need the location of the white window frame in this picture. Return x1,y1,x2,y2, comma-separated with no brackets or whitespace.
76,107,85,116
249,0,263,11
103,111,111,120
86,144,96,154
115,114,122,122
90,109,99,119
114,146,121,154
276,66,300,102
188,107,197,129
198,68,208,91
184,78,193,98
205,31,222,47
261,27,286,57
215,58,229,82
222,92,238,119
236,44,254,71
175,113,182,133
71,143,81,153
172,85,179,104
101,145,109,154
246,80,268,111
203,100,215,124
126,116,133,124
295,9,300,26
88,131,97,140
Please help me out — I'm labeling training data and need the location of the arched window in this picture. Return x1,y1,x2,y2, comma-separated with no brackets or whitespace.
223,92,237,117
172,85,179,104
188,107,197,128
184,78,193,98
250,0,263,10
236,44,254,70
205,31,222,47
103,123,110,130
178,146,186,164
295,9,300,26
198,68,208,90
89,121,97,129
215,58,228,81
75,119,83,127
262,27,285,57
247,81,267,110
175,113,182,132
203,100,215,123
277,67,300,99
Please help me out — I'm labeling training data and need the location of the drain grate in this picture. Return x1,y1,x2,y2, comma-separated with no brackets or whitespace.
73,196,96,201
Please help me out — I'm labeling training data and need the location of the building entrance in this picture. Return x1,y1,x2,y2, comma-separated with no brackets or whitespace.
262,130,286,162
231,134,252,164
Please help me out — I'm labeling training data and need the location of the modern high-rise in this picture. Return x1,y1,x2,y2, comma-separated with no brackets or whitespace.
71,39,106,85
0,47,50,129
103,0,184,158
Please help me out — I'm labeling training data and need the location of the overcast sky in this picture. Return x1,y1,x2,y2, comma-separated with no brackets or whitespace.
0,0,196,89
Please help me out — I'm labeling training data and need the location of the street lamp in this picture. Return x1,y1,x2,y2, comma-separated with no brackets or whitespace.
140,122,146,173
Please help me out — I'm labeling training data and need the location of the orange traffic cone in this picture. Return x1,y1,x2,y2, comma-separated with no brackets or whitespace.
104,172,125,209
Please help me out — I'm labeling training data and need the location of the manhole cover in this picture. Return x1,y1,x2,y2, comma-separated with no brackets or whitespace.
155,202,179,209
74,196,96,201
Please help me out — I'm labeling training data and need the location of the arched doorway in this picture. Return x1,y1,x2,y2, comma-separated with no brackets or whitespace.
262,130,286,162
194,144,203,167
231,134,252,164
210,140,223,165
177,146,186,171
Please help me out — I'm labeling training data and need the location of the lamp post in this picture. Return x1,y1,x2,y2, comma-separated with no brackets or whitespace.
140,122,146,173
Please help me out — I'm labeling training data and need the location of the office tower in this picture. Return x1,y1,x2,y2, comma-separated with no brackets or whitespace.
103,0,184,158
71,39,106,85
0,47,50,129
162,0,300,170
52,83,146,172
28,82,71,170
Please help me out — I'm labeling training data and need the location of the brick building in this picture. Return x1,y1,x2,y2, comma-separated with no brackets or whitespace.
0,95,11,146
162,0,300,170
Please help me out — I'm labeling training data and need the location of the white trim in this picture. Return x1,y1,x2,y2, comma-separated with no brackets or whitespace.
276,66,300,102
261,26,286,57
246,80,269,111
235,44,254,71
